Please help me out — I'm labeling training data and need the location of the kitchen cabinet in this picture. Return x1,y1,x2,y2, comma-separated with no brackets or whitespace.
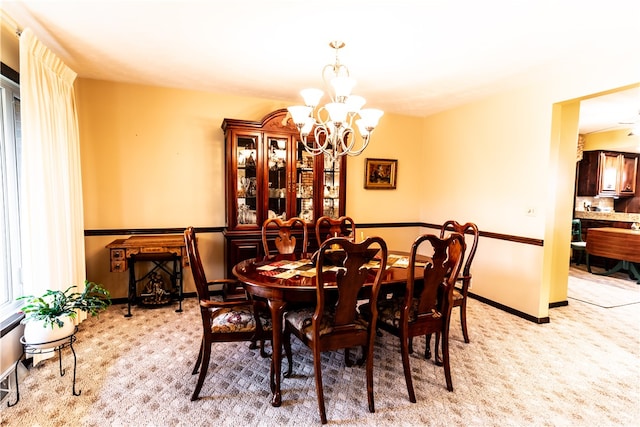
221,109,346,277
619,154,638,195
577,150,638,197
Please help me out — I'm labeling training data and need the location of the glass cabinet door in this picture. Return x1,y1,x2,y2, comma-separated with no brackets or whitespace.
295,140,315,222
267,137,288,221
236,136,258,226
322,156,341,219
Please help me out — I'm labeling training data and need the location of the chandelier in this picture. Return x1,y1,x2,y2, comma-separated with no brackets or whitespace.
287,41,383,162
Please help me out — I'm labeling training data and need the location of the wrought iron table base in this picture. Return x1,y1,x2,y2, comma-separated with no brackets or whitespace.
125,253,183,317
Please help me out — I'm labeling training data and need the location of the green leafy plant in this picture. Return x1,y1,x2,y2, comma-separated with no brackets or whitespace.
19,281,111,328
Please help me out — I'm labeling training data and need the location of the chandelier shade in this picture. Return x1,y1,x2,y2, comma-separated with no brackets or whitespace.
288,41,383,162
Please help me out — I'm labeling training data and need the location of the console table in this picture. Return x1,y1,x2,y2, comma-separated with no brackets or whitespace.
106,235,188,316
586,227,640,283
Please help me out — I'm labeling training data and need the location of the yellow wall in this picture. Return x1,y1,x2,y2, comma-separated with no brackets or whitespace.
421,86,554,317
584,128,640,152
76,79,425,298
0,11,19,71
418,76,639,318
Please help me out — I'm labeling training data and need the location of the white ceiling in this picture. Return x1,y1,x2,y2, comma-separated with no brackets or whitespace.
2,0,640,133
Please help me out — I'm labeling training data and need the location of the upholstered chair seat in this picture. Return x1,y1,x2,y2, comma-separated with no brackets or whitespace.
210,305,273,334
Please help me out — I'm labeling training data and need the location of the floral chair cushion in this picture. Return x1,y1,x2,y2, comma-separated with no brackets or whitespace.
285,307,369,340
210,305,272,333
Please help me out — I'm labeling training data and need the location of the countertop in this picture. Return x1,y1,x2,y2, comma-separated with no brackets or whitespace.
574,210,640,223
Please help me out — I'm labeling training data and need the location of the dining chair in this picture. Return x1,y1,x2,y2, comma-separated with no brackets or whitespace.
315,215,357,247
571,218,588,266
261,217,309,256
184,227,272,401
366,233,465,402
428,220,480,352
282,236,388,424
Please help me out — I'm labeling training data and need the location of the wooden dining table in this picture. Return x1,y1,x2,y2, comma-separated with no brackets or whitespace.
586,227,640,283
232,251,426,407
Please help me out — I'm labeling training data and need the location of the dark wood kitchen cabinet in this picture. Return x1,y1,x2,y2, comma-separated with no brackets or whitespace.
577,150,638,197
221,109,346,277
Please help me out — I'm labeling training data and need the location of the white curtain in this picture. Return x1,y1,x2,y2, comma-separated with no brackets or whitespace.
19,28,86,314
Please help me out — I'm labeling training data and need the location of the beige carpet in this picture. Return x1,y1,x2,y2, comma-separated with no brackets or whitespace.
1,269,639,426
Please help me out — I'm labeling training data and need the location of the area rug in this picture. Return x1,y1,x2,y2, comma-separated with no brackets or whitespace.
568,265,640,308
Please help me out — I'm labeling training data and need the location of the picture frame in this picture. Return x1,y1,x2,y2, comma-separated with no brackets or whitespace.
364,158,397,189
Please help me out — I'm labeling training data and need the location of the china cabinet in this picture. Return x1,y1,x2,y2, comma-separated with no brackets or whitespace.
577,150,638,198
221,109,346,277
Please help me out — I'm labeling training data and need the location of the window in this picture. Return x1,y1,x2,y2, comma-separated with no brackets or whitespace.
0,66,22,323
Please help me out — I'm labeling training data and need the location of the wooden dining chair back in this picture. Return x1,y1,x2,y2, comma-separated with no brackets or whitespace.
261,217,309,256
436,220,479,346
315,215,356,247
283,236,388,424
374,233,465,402
184,226,272,401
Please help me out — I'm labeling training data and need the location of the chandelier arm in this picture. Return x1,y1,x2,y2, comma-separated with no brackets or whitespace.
344,139,371,156
336,126,353,153
300,136,324,156
313,126,333,152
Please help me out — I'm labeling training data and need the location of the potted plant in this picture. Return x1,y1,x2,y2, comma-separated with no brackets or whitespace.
19,280,111,348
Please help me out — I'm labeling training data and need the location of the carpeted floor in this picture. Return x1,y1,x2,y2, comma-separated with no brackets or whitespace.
1,266,639,426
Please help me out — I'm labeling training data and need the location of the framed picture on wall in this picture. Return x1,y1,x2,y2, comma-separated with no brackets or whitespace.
364,158,397,189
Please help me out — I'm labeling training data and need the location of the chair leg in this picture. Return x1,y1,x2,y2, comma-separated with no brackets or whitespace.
259,339,270,358
283,326,293,378
313,345,328,424
191,340,211,401
365,342,375,413
433,333,443,366
424,334,432,359
441,325,453,392
460,302,470,344
356,345,366,366
192,338,204,375
345,348,353,367
400,334,416,403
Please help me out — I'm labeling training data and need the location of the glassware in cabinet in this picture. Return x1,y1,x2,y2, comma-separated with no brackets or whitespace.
267,137,288,220
296,141,315,222
322,157,341,219
236,136,257,225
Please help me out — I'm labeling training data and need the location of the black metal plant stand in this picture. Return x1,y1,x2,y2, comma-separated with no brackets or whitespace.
7,327,80,407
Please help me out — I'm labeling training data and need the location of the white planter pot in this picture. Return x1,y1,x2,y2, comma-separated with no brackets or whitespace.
23,315,75,349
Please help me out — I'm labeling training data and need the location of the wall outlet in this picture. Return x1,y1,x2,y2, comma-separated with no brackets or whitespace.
526,207,536,217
